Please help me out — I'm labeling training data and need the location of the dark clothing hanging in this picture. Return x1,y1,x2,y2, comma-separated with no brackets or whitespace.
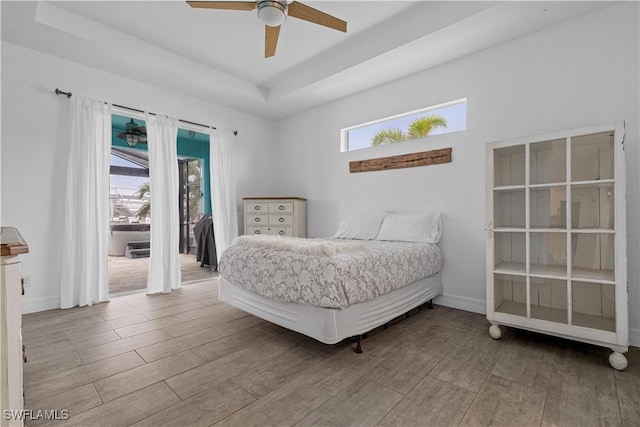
194,214,217,270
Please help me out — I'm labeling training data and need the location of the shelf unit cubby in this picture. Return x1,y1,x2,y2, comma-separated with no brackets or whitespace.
486,123,628,370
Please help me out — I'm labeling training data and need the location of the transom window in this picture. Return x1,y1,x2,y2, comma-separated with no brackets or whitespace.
341,98,467,152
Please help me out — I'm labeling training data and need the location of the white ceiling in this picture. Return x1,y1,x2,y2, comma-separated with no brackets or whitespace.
1,1,617,120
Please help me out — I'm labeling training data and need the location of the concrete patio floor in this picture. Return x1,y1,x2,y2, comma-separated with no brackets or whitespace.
108,253,218,295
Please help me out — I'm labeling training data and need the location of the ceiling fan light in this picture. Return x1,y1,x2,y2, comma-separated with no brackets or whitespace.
116,117,146,147
125,134,139,147
124,118,138,132
257,1,286,27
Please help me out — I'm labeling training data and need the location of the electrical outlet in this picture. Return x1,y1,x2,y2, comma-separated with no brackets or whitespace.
21,276,31,287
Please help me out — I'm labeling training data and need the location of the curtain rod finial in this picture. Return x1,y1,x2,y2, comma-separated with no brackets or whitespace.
55,88,72,98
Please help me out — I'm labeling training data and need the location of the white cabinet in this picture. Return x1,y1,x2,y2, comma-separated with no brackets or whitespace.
244,198,307,238
486,123,628,370
1,227,28,427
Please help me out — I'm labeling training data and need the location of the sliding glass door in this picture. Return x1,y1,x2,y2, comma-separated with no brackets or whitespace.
179,159,203,255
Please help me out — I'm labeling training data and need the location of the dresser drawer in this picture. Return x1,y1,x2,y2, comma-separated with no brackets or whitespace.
269,215,293,226
246,226,272,235
268,202,293,213
246,214,269,225
246,226,293,236
275,227,293,237
246,202,269,213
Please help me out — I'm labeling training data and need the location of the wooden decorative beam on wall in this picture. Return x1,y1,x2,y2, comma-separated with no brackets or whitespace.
349,147,452,173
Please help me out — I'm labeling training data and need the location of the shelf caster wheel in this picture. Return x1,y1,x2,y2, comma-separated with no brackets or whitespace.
489,324,502,340
609,352,627,371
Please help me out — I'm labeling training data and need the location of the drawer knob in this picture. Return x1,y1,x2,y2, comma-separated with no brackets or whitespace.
254,206,260,210
254,230,261,234
279,217,285,223
255,217,261,222
279,205,285,210
279,230,285,235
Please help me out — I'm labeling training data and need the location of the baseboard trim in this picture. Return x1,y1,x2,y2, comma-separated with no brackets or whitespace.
629,327,640,348
434,293,486,315
22,295,60,314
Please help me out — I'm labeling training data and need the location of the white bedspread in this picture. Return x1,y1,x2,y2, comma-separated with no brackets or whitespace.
218,237,443,309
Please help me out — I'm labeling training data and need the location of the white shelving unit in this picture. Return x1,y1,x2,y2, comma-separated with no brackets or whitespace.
486,123,628,370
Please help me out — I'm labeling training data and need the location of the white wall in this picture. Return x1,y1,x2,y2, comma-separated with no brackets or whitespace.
273,4,640,344
0,42,277,313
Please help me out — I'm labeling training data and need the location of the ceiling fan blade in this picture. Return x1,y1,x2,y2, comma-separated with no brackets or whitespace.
265,25,281,58
186,1,256,11
288,2,347,32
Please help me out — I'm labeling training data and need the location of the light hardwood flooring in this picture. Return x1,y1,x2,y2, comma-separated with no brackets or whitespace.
23,279,640,427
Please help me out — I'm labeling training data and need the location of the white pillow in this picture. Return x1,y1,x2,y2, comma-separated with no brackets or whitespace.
377,213,442,243
333,213,387,240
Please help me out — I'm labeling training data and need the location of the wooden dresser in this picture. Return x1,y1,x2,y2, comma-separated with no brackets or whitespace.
1,227,28,427
243,197,307,237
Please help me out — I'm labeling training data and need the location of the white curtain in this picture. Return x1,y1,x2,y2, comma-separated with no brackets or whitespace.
60,96,112,308
209,129,238,261
146,114,181,294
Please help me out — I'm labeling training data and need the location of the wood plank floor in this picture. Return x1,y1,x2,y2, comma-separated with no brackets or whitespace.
23,279,640,426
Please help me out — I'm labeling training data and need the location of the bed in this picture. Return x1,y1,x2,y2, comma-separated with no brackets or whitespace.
217,218,444,352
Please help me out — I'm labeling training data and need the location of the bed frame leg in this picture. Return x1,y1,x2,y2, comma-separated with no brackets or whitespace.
355,336,363,354
427,299,434,309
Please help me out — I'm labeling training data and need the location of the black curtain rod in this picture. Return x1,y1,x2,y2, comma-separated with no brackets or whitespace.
55,88,238,136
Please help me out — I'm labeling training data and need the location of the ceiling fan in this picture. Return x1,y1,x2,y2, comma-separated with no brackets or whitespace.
116,118,147,147
186,1,347,58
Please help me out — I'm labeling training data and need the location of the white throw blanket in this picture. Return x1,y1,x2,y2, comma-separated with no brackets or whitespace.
233,235,366,256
